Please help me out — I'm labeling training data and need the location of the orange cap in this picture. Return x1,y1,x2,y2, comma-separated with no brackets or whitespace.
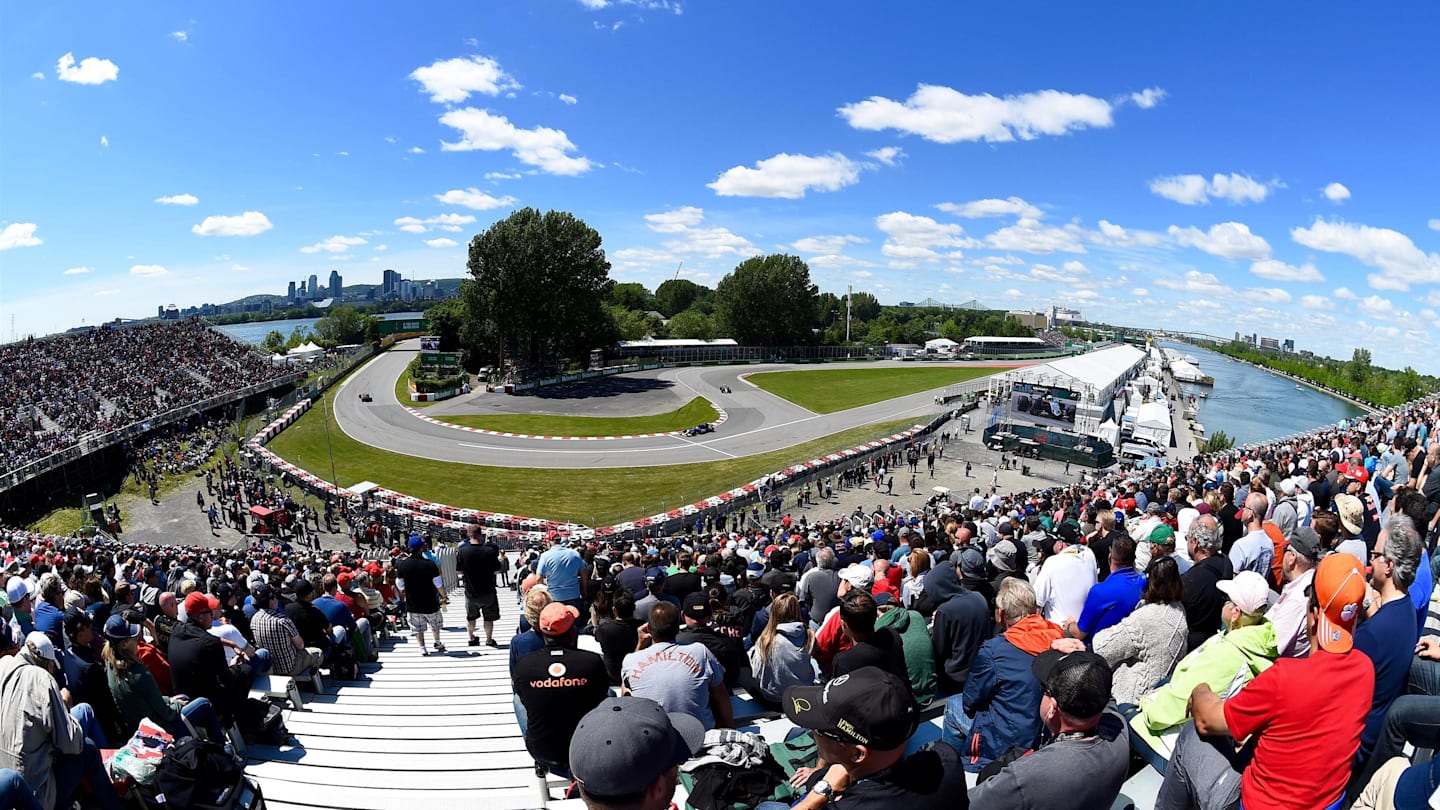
538,602,579,636
1313,552,1366,653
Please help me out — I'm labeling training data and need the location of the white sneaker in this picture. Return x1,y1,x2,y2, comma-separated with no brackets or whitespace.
419,646,430,657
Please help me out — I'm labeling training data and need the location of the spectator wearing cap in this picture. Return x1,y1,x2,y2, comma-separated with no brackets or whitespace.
60,609,122,748
396,535,446,656
168,590,252,727
536,535,587,617
813,564,873,671
746,592,818,707
1271,477,1302,542
621,601,732,730
250,583,318,678
677,592,745,689
1333,494,1370,562
568,696,703,810
102,613,225,744
1032,523,1097,625
1349,514,1424,783
1062,534,1144,643
1269,522,1321,659
6,576,34,638
943,578,1063,773
874,593,937,703
830,590,909,690
1180,515,1233,652
634,567,680,624
1140,523,1191,576
1130,570,1279,767
513,602,610,778
969,650,1130,810
777,668,966,810
926,545,992,695
0,631,122,810
207,588,271,681
1228,492,1274,578
1160,553,1374,810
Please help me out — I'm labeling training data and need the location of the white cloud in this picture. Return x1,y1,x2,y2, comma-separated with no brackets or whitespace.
579,0,609,7
1357,295,1409,323
558,93,577,105
864,146,904,166
56,52,118,85
1070,289,1101,301
876,211,974,263
1168,221,1271,260
484,171,521,180
984,217,1086,254
424,238,459,248
1132,288,1150,297
63,266,91,275
708,152,862,199
838,84,1117,144
374,244,388,252
644,206,705,233
385,136,399,144
409,146,425,154
300,235,366,254
170,30,188,42
1334,286,1358,301
94,289,120,297
1150,173,1272,205
438,107,594,175
31,72,44,80
99,135,109,148
0,223,42,251
230,263,248,272
1250,258,1323,283
1090,219,1165,247
1429,219,1440,232
1323,182,1351,203
434,187,518,210
129,264,167,278
394,213,477,233
1290,218,1440,290
936,196,1041,219
792,234,867,255
410,55,517,103
192,211,272,237
1155,269,1231,297
1300,295,1335,311
1246,287,1292,304
1129,87,1167,109
155,193,199,206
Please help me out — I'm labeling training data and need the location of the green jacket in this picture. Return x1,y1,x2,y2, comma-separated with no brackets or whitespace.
1137,621,1278,732
107,659,184,739
876,607,937,703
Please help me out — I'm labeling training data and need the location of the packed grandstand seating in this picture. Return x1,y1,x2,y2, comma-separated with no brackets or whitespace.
0,320,294,473
0,388,1435,808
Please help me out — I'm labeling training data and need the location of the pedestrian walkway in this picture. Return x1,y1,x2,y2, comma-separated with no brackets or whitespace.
246,590,583,810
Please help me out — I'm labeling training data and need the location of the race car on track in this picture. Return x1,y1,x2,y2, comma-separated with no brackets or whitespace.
359,393,373,402
682,423,714,437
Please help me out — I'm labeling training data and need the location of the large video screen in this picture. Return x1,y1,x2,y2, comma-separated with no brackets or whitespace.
1007,383,1077,428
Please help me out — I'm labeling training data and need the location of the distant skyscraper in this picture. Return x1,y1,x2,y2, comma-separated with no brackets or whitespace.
299,280,307,298
382,269,402,297
288,281,297,301
308,274,319,300
329,270,342,300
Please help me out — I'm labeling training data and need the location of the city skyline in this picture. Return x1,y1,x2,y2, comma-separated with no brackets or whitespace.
2,3,1438,371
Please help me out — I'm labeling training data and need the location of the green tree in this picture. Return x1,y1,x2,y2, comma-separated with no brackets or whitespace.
1201,431,1236,453
607,305,651,341
260,330,286,353
285,326,311,350
424,298,467,354
848,291,881,322
654,279,708,318
313,305,368,347
714,254,819,346
466,208,617,372
607,282,652,311
1348,347,1372,384
666,309,715,340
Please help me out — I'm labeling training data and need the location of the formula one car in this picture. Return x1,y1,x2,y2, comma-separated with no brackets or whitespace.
682,423,714,437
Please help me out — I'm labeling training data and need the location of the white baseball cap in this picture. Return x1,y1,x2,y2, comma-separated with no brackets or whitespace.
838,564,874,589
1216,571,1275,615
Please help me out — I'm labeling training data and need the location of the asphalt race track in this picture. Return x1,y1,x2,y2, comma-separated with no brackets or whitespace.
331,339,1007,470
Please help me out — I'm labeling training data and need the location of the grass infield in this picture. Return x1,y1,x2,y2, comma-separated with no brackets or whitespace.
747,366,996,414
266,381,920,525
431,396,720,437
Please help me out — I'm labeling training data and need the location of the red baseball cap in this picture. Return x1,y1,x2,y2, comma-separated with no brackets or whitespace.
183,592,220,616
1313,553,1366,654
538,603,579,636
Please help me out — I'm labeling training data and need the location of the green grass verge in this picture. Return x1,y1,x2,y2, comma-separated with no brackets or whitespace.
433,396,720,437
266,382,922,525
747,366,997,414
393,370,456,408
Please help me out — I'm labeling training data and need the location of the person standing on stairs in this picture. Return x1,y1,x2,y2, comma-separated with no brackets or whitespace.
458,524,503,648
397,536,446,656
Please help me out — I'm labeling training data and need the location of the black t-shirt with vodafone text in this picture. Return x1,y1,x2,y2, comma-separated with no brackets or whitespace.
513,646,611,765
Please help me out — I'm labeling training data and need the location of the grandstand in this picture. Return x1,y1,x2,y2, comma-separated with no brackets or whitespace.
0,320,301,489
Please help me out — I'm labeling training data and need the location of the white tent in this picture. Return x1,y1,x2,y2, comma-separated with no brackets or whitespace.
288,341,325,361
1132,401,1172,448
1095,419,1121,448
925,338,960,352
269,353,292,367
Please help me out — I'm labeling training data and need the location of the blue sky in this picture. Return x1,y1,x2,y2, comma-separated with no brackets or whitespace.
3,2,1440,371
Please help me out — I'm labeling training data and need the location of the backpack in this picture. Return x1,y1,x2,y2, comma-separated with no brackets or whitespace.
330,638,359,682
155,737,242,809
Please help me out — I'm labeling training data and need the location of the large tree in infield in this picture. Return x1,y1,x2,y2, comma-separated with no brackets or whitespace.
714,254,819,346
466,208,616,372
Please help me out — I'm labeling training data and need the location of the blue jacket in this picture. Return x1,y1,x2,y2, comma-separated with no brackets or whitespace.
960,615,1064,771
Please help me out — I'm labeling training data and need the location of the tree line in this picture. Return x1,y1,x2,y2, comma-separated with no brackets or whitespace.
420,207,1035,375
1216,342,1434,408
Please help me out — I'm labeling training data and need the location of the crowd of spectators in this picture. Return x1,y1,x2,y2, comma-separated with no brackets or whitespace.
0,320,294,474
497,394,1440,810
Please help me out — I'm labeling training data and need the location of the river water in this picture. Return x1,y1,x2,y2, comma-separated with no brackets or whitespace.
1158,341,1366,447
216,318,321,346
